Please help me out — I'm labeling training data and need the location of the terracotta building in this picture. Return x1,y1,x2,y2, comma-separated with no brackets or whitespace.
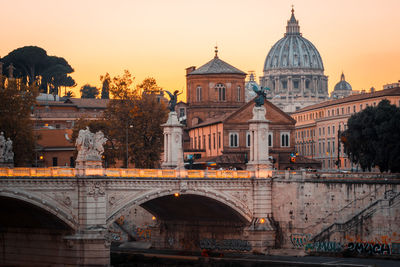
186,48,246,129
185,50,320,170
291,86,400,171
32,96,109,167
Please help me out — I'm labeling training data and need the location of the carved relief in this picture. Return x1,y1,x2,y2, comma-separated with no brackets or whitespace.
87,181,105,200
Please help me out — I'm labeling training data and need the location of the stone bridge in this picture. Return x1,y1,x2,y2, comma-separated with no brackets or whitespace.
0,167,274,266
1,168,399,266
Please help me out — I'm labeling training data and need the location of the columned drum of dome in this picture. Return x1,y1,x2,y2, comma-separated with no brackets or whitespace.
260,8,329,113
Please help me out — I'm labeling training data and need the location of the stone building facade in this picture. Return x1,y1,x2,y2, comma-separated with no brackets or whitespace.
260,8,329,112
291,86,400,171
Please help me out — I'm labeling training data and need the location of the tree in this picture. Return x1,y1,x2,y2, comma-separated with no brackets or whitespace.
104,72,168,168
0,75,39,166
0,46,76,95
137,77,162,95
342,99,400,172
80,84,99,98
100,73,110,99
64,90,75,98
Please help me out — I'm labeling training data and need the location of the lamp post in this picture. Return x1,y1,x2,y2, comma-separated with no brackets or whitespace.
126,124,133,168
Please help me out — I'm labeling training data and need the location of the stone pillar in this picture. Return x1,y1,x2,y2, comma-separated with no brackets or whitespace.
246,106,271,173
274,76,279,94
162,111,184,169
63,180,109,266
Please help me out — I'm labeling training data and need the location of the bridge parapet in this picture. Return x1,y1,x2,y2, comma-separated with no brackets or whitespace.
0,167,272,179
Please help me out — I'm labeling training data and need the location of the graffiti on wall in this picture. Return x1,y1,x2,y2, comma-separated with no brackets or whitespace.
199,239,252,251
298,232,400,255
290,233,311,248
305,241,343,253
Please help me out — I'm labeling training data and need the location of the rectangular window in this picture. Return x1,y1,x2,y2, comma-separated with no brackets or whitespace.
332,125,335,135
203,135,206,150
323,127,325,135
198,136,201,149
179,108,185,117
213,133,216,149
246,132,251,147
52,157,58,167
332,141,335,154
208,134,211,149
218,133,221,148
341,108,344,114
268,132,273,147
319,128,321,136
319,142,321,155
194,137,197,149
237,86,241,101
328,126,330,135
353,105,356,113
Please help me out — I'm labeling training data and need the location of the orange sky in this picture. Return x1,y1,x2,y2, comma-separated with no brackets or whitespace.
1,0,399,101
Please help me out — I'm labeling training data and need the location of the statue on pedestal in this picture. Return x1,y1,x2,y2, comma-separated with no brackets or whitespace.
76,127,107,162
0,132,5,162
0,132,14,164
4,138,14,162
251,83,269,107
165,90,182,112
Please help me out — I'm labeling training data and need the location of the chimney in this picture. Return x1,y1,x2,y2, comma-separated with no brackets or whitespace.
186,66,196,75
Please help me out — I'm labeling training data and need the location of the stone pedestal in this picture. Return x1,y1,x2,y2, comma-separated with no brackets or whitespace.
161,112,184,169
246,106,271,172
75,160,103,176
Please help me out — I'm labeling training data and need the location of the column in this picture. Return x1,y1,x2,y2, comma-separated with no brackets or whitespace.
161,111,184,169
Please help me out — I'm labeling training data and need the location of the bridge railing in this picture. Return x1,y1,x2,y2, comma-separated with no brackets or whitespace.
0,167,270,179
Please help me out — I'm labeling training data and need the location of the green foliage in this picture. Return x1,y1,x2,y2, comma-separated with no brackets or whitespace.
104,72,168,168
0,75,38,166
80,84,99,98
0,46,76,95
342,99,400,172
71,118,117,167
100,73,110,99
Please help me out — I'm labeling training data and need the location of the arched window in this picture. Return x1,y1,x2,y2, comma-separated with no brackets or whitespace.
280,132,290,147
246,131,251,147
268,132,273,147
216,83,226,101
196,86,202,102
229,132,239,147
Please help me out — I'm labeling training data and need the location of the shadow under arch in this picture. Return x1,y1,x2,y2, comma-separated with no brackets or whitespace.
107,188,252,226
0,190,77,230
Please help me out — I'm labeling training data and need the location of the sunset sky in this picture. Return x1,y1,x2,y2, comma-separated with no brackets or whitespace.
1,0,399,100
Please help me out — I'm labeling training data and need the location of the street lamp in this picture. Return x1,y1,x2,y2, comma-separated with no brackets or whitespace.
126,124,133,168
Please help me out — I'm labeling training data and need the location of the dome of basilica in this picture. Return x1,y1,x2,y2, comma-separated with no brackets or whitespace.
259,8,329,113
263,9,324,72
334,73,352,91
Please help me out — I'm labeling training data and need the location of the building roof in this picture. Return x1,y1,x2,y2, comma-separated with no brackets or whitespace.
294,87,400,113
35,129,74,148
64,98,109,109
263,8,324,72
188,97,296,130
188,50,246,76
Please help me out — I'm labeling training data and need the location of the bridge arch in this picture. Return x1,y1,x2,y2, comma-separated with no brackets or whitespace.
107,188,252,226
0,189,77,230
